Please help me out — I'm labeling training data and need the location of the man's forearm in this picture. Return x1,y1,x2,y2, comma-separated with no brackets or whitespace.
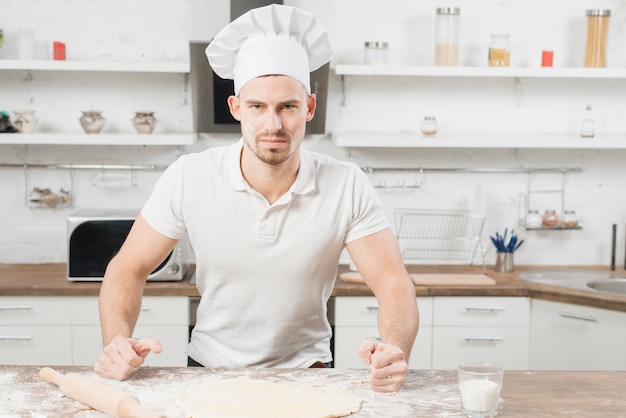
377,280,419,360
99,259,145,346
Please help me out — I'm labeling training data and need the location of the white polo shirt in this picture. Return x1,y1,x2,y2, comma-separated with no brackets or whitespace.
141,139,388,368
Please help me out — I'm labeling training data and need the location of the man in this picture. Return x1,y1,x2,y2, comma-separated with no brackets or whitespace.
95,4,418,393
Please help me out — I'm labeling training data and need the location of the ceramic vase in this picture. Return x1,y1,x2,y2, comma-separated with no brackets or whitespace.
132,111,157,134
10,110,38,134
79,111,105,134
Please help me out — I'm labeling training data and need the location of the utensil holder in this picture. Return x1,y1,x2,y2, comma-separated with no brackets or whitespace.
495,252,514,272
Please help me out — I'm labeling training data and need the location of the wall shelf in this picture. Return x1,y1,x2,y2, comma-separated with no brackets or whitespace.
0,59,189,73
332,132,626,149
335,64,626,79
0,133,197,146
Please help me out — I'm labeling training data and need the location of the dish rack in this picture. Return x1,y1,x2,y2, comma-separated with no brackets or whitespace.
394,208,487,269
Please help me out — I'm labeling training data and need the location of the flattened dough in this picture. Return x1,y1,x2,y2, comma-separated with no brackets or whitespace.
178,379,362,418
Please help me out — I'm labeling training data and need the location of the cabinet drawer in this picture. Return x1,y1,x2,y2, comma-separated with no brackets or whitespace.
432,326,529,369
433,296,529,326
335,296,432,326
0,297,71,325
333,325,432,369
0,325,72,365
72,296,189,325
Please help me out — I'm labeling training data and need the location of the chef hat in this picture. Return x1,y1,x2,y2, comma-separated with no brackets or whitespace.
205,4,332,95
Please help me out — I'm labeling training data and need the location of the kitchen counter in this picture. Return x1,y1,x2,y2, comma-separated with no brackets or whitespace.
2,365,625,417
1,263,626,312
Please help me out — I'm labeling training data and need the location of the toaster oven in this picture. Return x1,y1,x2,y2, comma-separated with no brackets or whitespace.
67,209,186,281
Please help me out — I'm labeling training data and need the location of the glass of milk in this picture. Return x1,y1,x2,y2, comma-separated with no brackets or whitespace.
458,362,503,417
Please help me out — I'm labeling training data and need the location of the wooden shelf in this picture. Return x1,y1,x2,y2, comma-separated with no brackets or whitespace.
332,132,626,149
0,133,197,145
0,59,189,73
335,64,626,79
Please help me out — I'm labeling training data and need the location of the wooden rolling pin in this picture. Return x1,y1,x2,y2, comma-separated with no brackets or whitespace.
39,367,165,418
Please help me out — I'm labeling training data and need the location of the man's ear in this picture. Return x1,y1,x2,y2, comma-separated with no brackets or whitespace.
306,94,316,122
227,95,241,121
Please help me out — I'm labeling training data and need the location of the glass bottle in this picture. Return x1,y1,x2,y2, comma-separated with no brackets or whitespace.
435,7,460,66
580,104,595,138
584,9,611,68
542,210,559,228
363,41,388,65
525,210,543,229
561,210,578,228
488,34,511,67
420,116,438,136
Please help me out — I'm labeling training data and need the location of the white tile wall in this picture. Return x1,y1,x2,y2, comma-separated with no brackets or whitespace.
1,0,626,266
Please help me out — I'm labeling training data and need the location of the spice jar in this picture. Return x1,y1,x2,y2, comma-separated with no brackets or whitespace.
435,7,460,66
584,9,611,67
542,210,559,228
561,210,578,228
525,210,543,229
363,41,388,65
420,116,438,136
488,34,510,67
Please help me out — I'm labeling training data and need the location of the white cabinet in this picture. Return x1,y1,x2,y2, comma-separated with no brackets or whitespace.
333,296,432,369
71,296,189,367
529,299,626,370
0,296,73,365
431,296,530,370
0,296,189,367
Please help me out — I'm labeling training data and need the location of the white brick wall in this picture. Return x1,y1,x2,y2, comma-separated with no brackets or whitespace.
1,0,625,266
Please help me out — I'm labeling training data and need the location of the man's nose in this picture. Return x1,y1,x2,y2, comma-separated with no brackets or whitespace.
264,110,282,131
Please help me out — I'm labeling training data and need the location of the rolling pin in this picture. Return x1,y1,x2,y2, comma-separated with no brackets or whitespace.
39,367,165,418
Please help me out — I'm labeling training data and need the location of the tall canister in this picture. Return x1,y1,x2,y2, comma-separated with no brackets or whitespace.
584,9,611,67
435,7,460,66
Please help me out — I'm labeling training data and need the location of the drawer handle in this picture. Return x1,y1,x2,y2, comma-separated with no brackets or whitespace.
140,306,151,312
558,311,597,322
464,306,504,312
365,306,379,311
463,336,503,342
0,304,33,311
0,336,33,340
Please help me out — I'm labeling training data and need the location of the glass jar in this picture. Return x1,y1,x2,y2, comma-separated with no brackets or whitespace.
561,210,578,228
542,210,559,228
363,41,389,65
584,9,611,67
420,116,438,136
525,210,543,229
488,34,511,67
435,7,460,66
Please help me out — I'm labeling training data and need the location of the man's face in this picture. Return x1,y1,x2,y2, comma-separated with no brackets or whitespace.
228,75,316,166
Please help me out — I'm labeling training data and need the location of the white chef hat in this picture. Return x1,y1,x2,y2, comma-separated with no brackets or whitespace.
205,4,332,95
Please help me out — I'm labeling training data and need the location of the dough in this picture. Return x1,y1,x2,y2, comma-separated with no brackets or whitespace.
177,379,362,418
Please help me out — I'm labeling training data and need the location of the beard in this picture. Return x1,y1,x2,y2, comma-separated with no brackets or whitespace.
248,130,294,166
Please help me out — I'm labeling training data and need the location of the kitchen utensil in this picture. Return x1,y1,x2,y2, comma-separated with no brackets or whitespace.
489,228,523,253
39,367,165,418
394,208,487,268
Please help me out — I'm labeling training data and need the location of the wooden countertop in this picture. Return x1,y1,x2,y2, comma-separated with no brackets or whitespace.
1,263,626,312
2,365,625,417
